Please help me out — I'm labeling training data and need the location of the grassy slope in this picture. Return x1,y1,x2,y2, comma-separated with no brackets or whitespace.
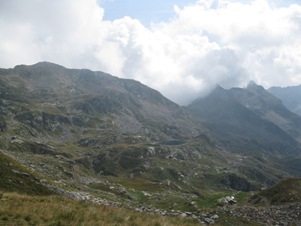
0,151,53,195
0,151,198,225
0,192,263,226
0,149,259,225
0,193,200,226
249,178,301,205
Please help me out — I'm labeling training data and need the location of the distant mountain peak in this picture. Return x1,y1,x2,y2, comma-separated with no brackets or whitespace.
14,61,64,69
247,81,265,93
215,84,225,90
247,80,257,87
212,84,227,94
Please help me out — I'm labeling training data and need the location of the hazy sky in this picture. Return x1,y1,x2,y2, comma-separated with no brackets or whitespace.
1,0,301,105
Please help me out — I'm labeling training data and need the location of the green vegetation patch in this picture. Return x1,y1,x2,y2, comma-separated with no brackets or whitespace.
196,192,230,209
107,177,163,192
235,192,250,204
217,214,263,226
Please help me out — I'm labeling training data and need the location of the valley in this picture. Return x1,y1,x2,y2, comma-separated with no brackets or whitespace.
0,62,300,225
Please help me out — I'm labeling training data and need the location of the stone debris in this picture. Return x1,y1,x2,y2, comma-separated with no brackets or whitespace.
218,202,301,226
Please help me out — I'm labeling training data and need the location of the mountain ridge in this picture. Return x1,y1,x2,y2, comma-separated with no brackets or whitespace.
269,84,301,116
190,82,301,179
0,62,300,205
1,62,301,225
0,62,203,142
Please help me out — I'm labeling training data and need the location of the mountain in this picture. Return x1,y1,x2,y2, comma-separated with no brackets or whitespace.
1,62,301,224
0,62,202,142
188,83,301,155
232,82,301,143
188,83,301,177
0,62,263,194
269,84,301,116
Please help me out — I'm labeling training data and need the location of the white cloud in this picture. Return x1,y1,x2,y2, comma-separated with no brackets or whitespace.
0,0,301,105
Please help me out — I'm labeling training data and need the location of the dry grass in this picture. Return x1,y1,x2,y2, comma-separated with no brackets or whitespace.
0,192,200,226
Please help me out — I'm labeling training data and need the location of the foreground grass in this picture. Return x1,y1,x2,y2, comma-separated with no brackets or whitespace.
0,192,200,226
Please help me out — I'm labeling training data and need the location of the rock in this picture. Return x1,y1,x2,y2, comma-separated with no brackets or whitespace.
146,147,155,156
211,214,219,221
225,201,301,225
218,196,237,205
40,179,48,184
180,213,187,218
204,217,215,224
118,188,127,195
142,191,151,197
143,162,151,170
186,212,193,216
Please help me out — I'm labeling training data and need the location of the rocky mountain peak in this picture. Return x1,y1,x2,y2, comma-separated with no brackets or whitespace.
212,84,227,94
188,81,301,157
246,80,266,93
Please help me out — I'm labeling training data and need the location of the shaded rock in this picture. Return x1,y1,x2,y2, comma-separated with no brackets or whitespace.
219,196,237,205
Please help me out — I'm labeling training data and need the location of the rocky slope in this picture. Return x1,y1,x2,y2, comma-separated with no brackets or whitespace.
233,82,301,143
188,83,301,178
0,62,202,142
0,62,261,201
188,84,301,155
222,178,301,225
0,62,301,225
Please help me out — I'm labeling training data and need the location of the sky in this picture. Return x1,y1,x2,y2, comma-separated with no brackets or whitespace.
100,0,197,25
0,0,301,105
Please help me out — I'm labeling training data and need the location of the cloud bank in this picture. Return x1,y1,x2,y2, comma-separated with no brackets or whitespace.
0,0,301,105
